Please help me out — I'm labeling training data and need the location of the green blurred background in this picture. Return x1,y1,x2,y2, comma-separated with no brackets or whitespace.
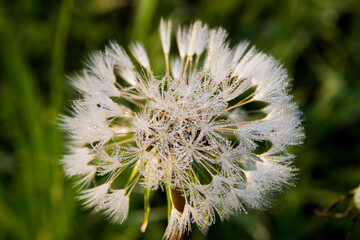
1,0,360,239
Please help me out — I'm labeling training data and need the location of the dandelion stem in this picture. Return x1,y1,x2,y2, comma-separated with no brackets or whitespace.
168,188,186,240
170,188,185,213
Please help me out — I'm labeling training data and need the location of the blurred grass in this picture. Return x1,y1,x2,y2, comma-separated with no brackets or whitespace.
0,0,360,239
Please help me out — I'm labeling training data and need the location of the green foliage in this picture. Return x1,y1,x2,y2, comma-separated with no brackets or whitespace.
0,0,359,239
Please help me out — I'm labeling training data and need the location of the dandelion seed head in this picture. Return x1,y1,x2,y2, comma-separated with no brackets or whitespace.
61,19,304,240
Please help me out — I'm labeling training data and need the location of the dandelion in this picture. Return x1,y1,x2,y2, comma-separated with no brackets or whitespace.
61,19,304,239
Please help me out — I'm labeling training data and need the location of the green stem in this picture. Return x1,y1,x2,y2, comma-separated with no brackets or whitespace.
165,184,172,220
140,188,151,232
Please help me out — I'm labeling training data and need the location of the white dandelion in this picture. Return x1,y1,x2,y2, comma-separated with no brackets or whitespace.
61,19,304,239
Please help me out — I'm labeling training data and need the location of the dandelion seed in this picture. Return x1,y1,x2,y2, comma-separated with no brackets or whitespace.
61,20,304,240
